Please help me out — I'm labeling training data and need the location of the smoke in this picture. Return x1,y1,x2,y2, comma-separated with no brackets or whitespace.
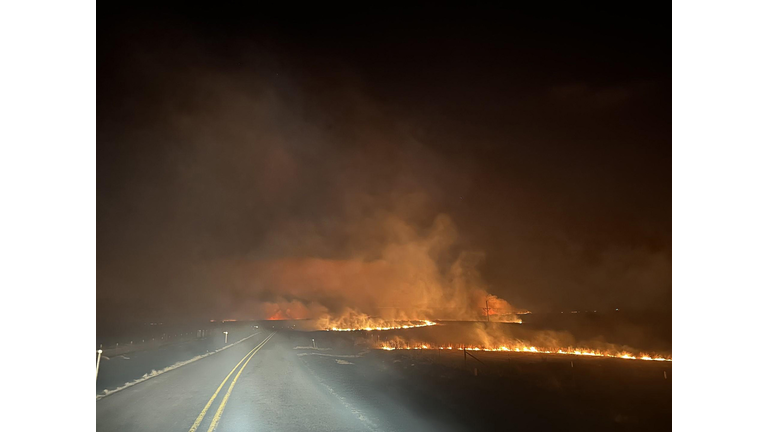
98,46,522,326
140,62,526,325
179,51,520,325
98,27,669,328
213,211,518,327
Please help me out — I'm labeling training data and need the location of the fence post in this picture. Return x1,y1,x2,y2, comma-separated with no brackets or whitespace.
96,349,103,381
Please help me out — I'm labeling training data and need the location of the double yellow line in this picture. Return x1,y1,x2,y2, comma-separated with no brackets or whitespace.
188,331,277,432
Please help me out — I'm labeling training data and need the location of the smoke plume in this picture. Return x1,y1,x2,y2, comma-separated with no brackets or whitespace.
213,211,518,327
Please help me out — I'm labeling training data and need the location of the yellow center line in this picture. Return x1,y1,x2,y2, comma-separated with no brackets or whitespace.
187,332,274,432
206,331,277,432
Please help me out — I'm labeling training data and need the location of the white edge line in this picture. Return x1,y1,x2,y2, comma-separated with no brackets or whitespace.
96,332,260,401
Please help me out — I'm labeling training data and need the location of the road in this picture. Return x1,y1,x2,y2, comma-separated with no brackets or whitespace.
96,330,448,432
97,328,671,431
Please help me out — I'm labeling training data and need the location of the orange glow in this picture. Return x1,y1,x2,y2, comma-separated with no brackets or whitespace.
329,320,437,332
377,342,671,362
267,311,289,320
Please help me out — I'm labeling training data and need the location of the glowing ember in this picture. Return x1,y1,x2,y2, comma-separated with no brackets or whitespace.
329,320,437,332
377,342,671,362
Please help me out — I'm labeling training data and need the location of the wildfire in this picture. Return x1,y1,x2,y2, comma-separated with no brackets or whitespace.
377,342,671,362
329,320,437,332
268,311,290,320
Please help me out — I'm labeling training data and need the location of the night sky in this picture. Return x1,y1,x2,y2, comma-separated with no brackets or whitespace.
98,5,670,326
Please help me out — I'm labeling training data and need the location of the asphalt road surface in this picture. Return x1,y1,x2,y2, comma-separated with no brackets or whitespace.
96,330,449,432
97,328,671,431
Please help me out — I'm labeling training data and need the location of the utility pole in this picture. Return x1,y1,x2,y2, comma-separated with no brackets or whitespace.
483,299,492,322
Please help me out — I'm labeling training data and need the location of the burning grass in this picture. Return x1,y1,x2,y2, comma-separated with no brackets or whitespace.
327,320,437,332
348,320,672,363
376,341,671,361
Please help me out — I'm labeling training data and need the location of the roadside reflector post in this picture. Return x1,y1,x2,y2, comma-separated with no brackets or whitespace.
312,338,316,349
224,331,229,344
96,349,103,382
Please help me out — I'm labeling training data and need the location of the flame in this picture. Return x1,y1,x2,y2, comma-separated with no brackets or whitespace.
377,342,671,362
268,311,289,320
329,320,437,332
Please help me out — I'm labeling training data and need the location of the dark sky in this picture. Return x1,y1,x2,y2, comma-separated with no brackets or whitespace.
98,4,670,326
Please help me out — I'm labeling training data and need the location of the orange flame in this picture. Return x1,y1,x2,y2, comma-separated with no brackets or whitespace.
377,342,671,362
267,311,289,320
329,320,437,332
